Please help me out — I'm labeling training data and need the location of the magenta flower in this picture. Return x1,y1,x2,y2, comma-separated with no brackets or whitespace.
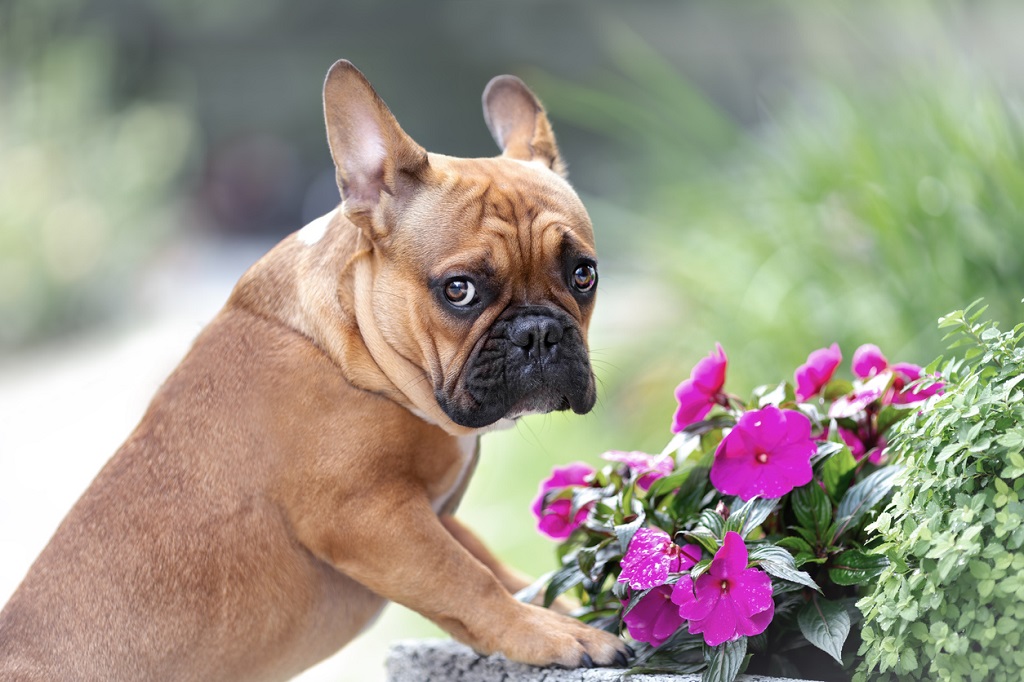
602,451,674,491
619,527,702,590
852,344,888,379
672,344,728,433
710,406,815,500
839,427,887,465
794,343,842,401
888,362,944,405
671,531,774,646
531,462,595,540
828,372,890,419
622,585,686,647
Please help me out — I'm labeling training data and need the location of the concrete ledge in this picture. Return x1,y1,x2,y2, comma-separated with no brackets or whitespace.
386,639,817,682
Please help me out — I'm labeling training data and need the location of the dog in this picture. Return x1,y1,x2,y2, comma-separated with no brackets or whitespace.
0,60,629,681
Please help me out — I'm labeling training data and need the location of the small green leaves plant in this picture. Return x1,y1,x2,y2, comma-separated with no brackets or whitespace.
857,302,1024,681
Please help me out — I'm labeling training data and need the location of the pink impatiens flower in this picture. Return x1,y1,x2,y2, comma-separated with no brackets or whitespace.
848,344,944,406
672,344,728,433
710,406,815,500
671,531,775,647
622,585,685,647
602,451,674,491
839,427,887,465
794,343,842,401
619,527,702,590
531,462,595,540
828,371,891,419
852,344,888,379
888,362,944,405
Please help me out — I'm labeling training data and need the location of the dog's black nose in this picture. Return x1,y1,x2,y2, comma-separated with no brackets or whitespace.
509,315,564,358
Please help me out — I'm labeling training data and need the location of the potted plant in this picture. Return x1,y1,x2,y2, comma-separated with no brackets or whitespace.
526,339,943,681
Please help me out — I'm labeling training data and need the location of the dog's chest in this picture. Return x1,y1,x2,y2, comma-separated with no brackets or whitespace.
431,435,479,514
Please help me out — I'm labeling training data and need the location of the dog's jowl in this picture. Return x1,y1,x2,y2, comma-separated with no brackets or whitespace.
0,61,628,681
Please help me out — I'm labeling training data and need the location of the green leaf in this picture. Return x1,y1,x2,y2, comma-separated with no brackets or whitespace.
703,637,747,682
776,536,813,553
791,482,833,542
513,568,556,604
833,465,903,541
828,549,889,586
821,445,858,500
543,564,584,607
696,507,725,538
577,545,597,578
755,381,793,408
798,595,851,664
614,509,647,554
726,496,779,538
757,557,819,593
668,466,712,518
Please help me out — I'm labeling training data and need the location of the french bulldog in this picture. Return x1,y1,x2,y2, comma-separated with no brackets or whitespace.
0,60,629,681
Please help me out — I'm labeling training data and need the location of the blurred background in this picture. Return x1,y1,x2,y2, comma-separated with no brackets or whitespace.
3,1,1024,679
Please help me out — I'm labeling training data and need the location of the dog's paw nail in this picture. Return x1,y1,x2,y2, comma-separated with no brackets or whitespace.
580,652,594,668
624,644,636,658
613,651,628,667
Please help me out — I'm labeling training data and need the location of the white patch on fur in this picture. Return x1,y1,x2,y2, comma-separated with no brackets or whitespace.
431,435,478,513
296,209,337,246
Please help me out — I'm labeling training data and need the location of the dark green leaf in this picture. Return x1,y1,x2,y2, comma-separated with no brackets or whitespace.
666,466,712,517
543,564,584,607
833,465,903,541
791,482,833,542
703,637,747,682
821,444,858,500
758,556,821,592
828,549,889,586
797,595,851,664
577,546,597,578
726,496,779,538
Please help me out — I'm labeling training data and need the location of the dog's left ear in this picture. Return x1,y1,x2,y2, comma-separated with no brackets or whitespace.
482,76,566,178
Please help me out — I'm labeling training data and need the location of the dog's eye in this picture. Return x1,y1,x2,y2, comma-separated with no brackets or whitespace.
571,263,597,293
443,278,476,306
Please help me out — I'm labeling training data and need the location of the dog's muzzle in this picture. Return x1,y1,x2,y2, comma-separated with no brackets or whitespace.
437,306,595,428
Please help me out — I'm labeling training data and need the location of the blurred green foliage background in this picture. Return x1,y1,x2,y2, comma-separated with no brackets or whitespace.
5,0,1024,675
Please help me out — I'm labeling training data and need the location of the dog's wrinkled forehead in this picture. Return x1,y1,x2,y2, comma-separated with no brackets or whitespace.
393,155,594,270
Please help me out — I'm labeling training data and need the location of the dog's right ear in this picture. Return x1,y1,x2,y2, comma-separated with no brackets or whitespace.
323,60,428,226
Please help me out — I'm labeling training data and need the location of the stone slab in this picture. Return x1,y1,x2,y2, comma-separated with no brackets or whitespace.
386,639,820,682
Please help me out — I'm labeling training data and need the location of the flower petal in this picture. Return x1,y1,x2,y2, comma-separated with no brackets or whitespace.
619,528,673,589
715,531,749,579
852,344,888,379
698,596,740,647
731,567,774,618
692,343,728,394
672,381,714,432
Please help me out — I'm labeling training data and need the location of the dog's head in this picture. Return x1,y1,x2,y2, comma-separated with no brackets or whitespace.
323,61,597,430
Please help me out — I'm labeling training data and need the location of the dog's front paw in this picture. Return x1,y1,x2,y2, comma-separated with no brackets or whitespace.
498,604,630,669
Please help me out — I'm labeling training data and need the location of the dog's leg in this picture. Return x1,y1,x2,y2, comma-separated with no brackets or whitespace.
439,515,579,615
297,491,627,668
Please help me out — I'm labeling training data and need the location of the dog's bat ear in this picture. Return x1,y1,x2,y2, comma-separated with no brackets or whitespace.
322,60,428,221
482,75,566,178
